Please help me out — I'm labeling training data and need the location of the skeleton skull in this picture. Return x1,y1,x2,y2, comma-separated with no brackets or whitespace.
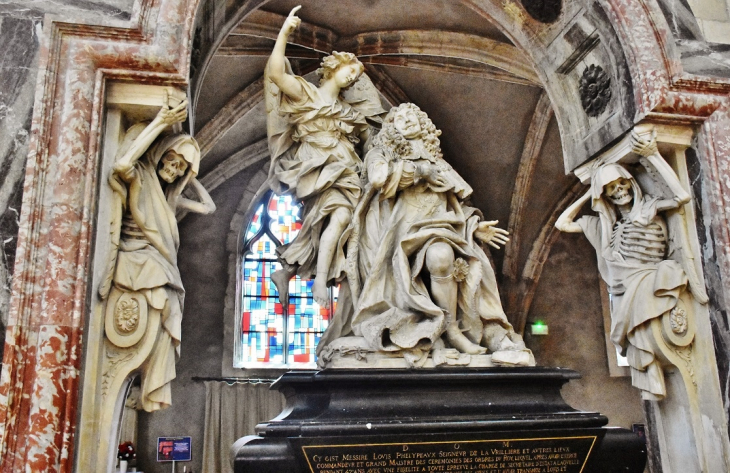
157,151,188,183
604,177,633,206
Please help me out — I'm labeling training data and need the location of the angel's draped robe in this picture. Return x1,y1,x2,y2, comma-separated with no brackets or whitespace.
269,77,368,280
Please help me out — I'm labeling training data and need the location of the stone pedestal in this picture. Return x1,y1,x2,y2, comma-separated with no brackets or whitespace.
232,368,646,473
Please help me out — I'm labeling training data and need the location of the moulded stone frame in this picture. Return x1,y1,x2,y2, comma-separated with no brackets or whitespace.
0,1,730,472
0,1,198,471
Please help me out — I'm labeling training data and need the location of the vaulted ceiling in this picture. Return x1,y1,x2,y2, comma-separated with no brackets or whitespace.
191,0,582,332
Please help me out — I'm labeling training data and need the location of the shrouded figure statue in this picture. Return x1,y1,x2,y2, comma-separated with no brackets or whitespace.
556,129,707,400
100,95,215,411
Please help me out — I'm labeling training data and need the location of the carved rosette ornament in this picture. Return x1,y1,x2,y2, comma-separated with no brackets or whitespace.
579,65,612,116
669,306,688,335
452,258,469,282
520,0,562,23
115,298,140,333
105,291,148,348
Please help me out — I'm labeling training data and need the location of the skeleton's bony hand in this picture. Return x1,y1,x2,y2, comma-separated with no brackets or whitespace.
281,6,302,36
474,220,509,249
156,90,188,126
168,171,193,200
630,128,658,157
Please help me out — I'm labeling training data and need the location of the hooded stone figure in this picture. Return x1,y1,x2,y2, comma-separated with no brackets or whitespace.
557,142,708,400
100,99,214,411
582,164,685,397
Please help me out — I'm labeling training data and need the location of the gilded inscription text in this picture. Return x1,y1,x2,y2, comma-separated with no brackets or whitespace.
302,436,597,473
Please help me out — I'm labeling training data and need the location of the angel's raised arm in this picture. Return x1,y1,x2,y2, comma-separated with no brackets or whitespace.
267,6,306,100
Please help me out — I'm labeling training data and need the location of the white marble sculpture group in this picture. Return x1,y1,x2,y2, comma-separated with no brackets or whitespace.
264,7,533,368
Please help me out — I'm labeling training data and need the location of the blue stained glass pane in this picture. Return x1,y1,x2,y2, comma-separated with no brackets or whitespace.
267,194,302,245
244,203,264,241
246,233,278,260
287,330,322,364
240,330,284,364
242,259,281,298
241,297,284,333
238,193,337,367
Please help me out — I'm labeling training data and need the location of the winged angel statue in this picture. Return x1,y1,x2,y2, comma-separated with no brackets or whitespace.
264,6,385,310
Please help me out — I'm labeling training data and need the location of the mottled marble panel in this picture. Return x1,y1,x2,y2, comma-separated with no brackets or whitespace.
0,1,195,471
655,0,703,40
0,16,40,336
0,1,133,21
691,136,730,433
677,40,730,79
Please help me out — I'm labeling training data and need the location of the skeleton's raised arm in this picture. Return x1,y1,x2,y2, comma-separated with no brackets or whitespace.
175,178,216,215
114,93,187,175
555,190,591,233
630,129,690,209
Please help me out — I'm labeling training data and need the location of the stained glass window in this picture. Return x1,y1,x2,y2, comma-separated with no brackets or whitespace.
235,191,336,368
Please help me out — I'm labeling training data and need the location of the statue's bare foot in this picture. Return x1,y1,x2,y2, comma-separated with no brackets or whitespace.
271,269,292,306
507,332,527,351
404,348,428,368
483,323,523,352
312,277,330,308
446,324,487,355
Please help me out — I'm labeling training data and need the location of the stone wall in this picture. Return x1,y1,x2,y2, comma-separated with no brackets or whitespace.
687,0,730,43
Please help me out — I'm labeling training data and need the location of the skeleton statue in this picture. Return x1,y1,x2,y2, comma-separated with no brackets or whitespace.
100,94,216,411
556,128,707,400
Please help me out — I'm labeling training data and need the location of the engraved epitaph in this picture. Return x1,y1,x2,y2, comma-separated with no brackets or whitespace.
299,436,597,473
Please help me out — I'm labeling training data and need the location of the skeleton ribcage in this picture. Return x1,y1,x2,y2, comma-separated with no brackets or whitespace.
610,218,667,264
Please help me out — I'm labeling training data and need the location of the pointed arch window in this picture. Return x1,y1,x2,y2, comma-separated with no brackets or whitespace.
234,191,336,368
